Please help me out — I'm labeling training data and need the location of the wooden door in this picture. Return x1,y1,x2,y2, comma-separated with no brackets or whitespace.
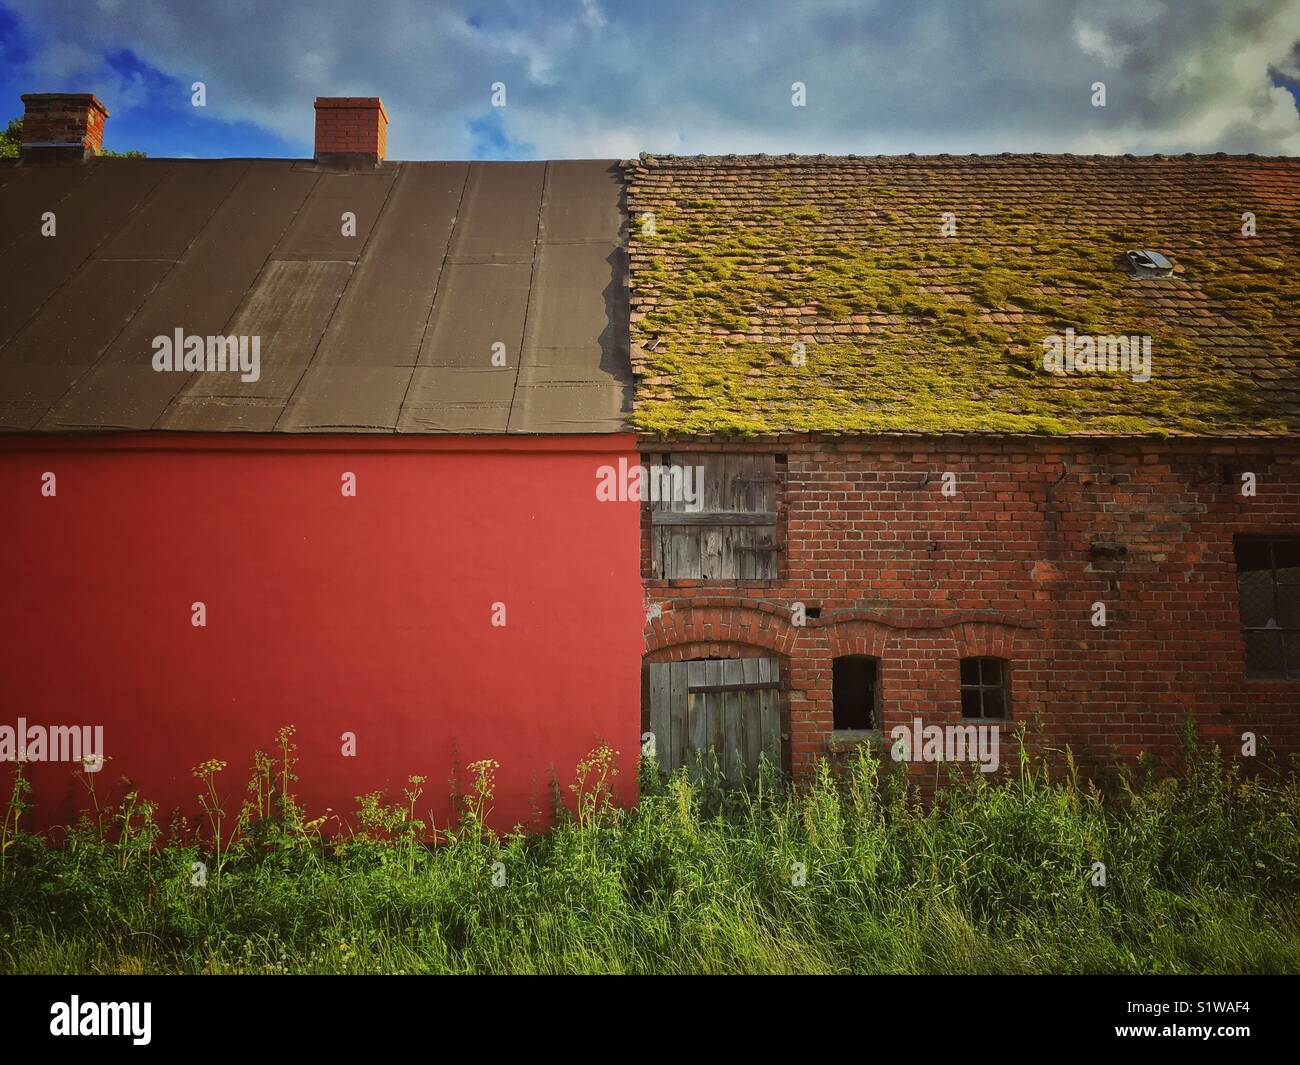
647,658,781,781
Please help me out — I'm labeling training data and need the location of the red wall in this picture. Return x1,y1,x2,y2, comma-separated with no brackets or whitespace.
641,435,1300,784
1,434,643,833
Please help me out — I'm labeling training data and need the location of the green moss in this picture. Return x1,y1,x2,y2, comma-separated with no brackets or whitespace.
629,169,1299,436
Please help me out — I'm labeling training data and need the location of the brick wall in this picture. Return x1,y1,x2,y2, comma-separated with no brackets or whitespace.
640,434,1300,786
20,94,108,158
313,97,388,163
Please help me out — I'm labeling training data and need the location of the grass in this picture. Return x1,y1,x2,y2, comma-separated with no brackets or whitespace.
1,726,1297,974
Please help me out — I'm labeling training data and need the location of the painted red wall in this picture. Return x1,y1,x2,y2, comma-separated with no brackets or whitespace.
0,434,643,833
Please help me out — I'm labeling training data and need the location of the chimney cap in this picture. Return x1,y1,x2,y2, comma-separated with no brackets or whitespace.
314,96,388,119
21,92,110,118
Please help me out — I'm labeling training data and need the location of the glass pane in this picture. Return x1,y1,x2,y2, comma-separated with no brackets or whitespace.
1277,591,1300,629
1238,569,1275,627
983,687,1007,718
960,658,980,686
1275,540,1300,585
1285,633,1300,680
961,688,983,718
983,658,1004,686
1244,631,1285,678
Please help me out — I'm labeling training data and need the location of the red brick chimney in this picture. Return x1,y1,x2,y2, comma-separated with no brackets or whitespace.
313,97,388,168
20,93,109,162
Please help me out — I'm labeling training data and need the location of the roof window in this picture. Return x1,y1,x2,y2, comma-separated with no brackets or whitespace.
1125,249,1175,279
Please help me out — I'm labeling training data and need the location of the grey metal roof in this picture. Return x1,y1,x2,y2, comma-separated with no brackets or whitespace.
0,157,632,433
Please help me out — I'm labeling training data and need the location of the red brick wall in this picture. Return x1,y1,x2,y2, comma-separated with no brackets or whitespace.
20,94,108,155
640,434,1300,785
313,97,388,162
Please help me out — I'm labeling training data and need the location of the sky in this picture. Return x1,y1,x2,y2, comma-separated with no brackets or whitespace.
1,0,1298,160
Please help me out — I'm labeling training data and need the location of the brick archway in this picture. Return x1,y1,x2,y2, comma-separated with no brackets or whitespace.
643,598,798,659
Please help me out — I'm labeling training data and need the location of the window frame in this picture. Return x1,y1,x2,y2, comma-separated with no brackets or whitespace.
959,656,1011,720
831,654,882,734
1234,534,1300,681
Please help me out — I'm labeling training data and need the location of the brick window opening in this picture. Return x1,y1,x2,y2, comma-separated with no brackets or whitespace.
832,655,879,731
960,657,1010,719
1235,536,1300,680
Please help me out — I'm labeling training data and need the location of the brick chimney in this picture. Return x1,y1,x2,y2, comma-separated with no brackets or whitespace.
20,93,110,162
313,97,388,168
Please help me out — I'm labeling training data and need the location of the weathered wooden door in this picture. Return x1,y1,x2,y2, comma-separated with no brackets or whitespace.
647,658,781,781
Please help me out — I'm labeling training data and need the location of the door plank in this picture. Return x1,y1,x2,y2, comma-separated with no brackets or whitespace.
721,659,744,782
669,661,689,772
648,662,671,769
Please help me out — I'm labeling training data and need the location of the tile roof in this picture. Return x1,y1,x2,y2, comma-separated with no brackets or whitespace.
624,153,1300,436
0,157,632,433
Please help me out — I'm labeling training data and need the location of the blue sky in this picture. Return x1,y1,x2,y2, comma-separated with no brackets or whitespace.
2,0,1298,159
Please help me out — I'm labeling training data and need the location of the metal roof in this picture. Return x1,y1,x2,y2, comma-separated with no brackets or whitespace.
0,157,632,433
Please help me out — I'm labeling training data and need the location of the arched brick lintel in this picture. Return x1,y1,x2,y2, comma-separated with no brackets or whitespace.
821,617,1027,660
949,621,1027,661
644,600,797,657
645,598,1032,661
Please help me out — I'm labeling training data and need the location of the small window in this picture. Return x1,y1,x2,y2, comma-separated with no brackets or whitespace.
832,656,879,730
960,657,1010,719
1125,249,1175,278
1235,536,1300,680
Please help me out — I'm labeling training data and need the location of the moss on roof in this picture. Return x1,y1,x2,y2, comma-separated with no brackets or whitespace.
624,155,1300,436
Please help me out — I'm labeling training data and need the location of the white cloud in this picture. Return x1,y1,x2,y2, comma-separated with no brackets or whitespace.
5,0,1297,157
1073,21,1130,68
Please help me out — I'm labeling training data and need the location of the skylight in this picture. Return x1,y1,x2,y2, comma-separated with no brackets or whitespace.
1125,249,1175,279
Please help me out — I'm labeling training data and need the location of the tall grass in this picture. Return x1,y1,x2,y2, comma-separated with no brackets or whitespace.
0,726,1297,974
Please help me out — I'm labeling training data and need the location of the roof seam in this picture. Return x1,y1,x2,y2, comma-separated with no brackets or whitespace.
3,161,174,378
33,160,257,431
504,160,551,433
394,162,473,433
268,164,405,432
158,165,325,430
0,164,97,261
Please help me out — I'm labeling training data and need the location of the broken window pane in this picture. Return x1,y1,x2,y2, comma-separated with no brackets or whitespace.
1286,633,1300,680
1245,631,1285,678
1235,537,1300,679
982,687,1007,720
1278,592,1300,630
1238,569,1276,627
1235,539,1273,573
832,656,878,730
1275,540,1300,584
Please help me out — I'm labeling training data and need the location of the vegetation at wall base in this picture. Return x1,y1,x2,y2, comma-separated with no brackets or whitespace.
1,725,1297,975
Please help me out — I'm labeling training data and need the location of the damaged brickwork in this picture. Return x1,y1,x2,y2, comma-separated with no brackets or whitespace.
640,434,1300,785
